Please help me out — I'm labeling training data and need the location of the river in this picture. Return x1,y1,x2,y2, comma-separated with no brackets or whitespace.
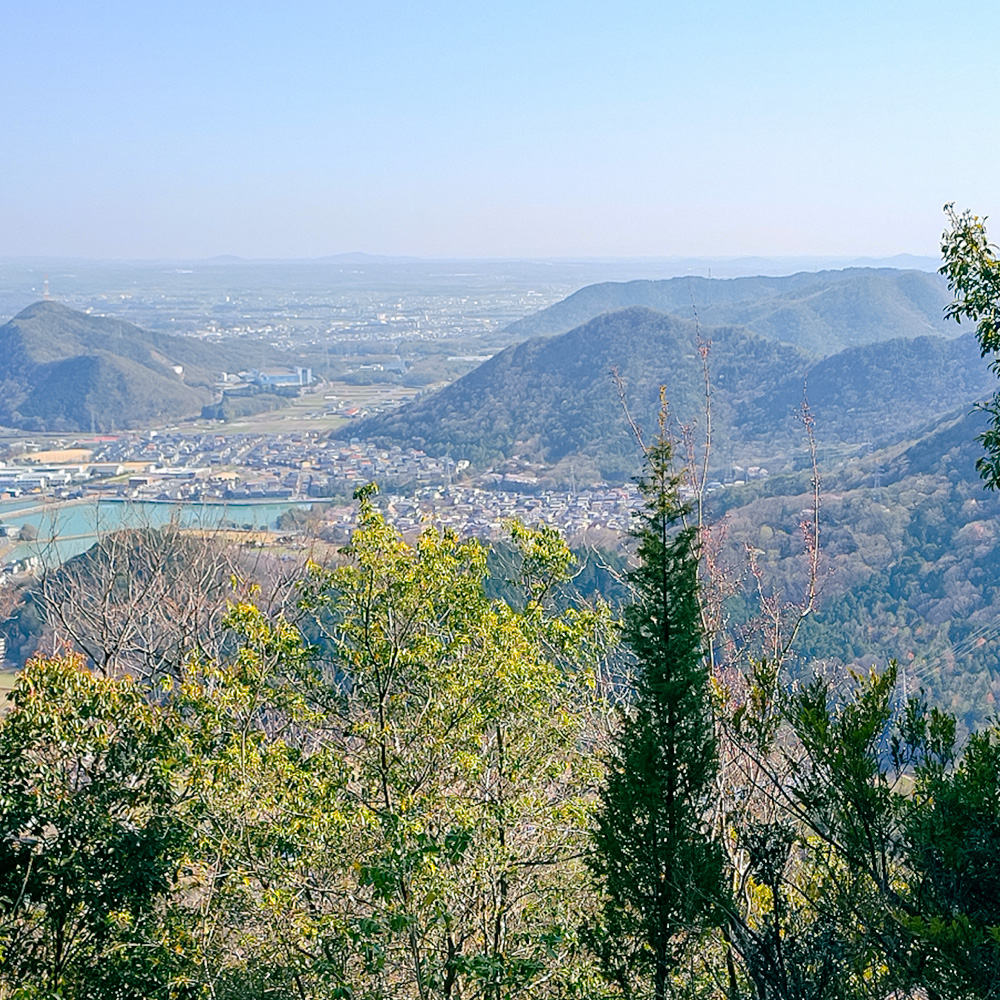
0,497,316,566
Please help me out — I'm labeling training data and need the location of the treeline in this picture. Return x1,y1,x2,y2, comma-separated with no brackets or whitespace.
1,467,998,999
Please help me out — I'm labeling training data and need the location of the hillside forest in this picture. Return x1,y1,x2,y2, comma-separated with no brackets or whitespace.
3,462,999,1000
2,211,1000,998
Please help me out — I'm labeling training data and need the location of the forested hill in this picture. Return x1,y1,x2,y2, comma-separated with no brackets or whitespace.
503,268,956,356
676,402,1000,732
737,332,994,447
348,307,803,479
346,306,993,481
0,301,266,432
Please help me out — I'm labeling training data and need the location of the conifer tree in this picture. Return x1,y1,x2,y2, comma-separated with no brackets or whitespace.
589,406,723,1000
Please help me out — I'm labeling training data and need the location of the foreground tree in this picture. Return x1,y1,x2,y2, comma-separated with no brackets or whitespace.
294,484,616,999
0,655,190,998
895,696,1000,999
168,599,353,1000
5,517,303,681
733,664,1000,1000
2,491,618,1000
940,203,1000,489
589,408,723,1000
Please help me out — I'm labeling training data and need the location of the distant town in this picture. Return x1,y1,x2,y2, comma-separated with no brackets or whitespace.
0,418,773,571
0,257,784,573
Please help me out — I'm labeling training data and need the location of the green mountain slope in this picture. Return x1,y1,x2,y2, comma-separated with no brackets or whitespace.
0,301,264,431
713,407,1000,730
504,268,955,356
738,333,994,447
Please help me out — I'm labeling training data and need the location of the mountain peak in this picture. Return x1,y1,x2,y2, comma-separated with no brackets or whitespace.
0,302,261,432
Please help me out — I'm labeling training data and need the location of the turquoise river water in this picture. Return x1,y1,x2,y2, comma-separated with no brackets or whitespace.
0,497,315,566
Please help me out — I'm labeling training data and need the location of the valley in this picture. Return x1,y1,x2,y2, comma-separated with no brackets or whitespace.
2,263,998,728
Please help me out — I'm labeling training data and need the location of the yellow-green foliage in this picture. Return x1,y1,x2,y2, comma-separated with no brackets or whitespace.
3,485,999,1000
0,487,618,999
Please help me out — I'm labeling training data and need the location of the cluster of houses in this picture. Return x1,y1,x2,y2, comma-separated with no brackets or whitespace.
0,426,770,511
94,432,457,501
0,432,461,505
0,429,770,558
312,483,646,545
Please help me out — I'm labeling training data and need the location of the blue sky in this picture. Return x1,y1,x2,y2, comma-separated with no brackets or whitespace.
1,1,997,259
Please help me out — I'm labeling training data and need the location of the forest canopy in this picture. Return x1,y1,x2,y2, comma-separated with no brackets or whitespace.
1,476,998,999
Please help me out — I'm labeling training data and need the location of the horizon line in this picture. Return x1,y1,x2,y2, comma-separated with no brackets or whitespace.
0,251,941,267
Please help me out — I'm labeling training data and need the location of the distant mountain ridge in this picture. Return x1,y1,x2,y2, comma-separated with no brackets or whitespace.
0,301,264,432
503,268,956,356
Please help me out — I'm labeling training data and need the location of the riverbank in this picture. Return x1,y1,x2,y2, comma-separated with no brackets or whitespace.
0,497,315,567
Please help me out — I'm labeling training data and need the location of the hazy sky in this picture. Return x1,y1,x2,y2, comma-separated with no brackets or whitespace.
2,1,997,259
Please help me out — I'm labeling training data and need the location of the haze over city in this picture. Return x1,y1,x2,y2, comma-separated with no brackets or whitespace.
3,0,998,260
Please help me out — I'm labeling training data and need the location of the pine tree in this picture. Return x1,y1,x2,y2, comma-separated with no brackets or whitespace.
589,413,723,1000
